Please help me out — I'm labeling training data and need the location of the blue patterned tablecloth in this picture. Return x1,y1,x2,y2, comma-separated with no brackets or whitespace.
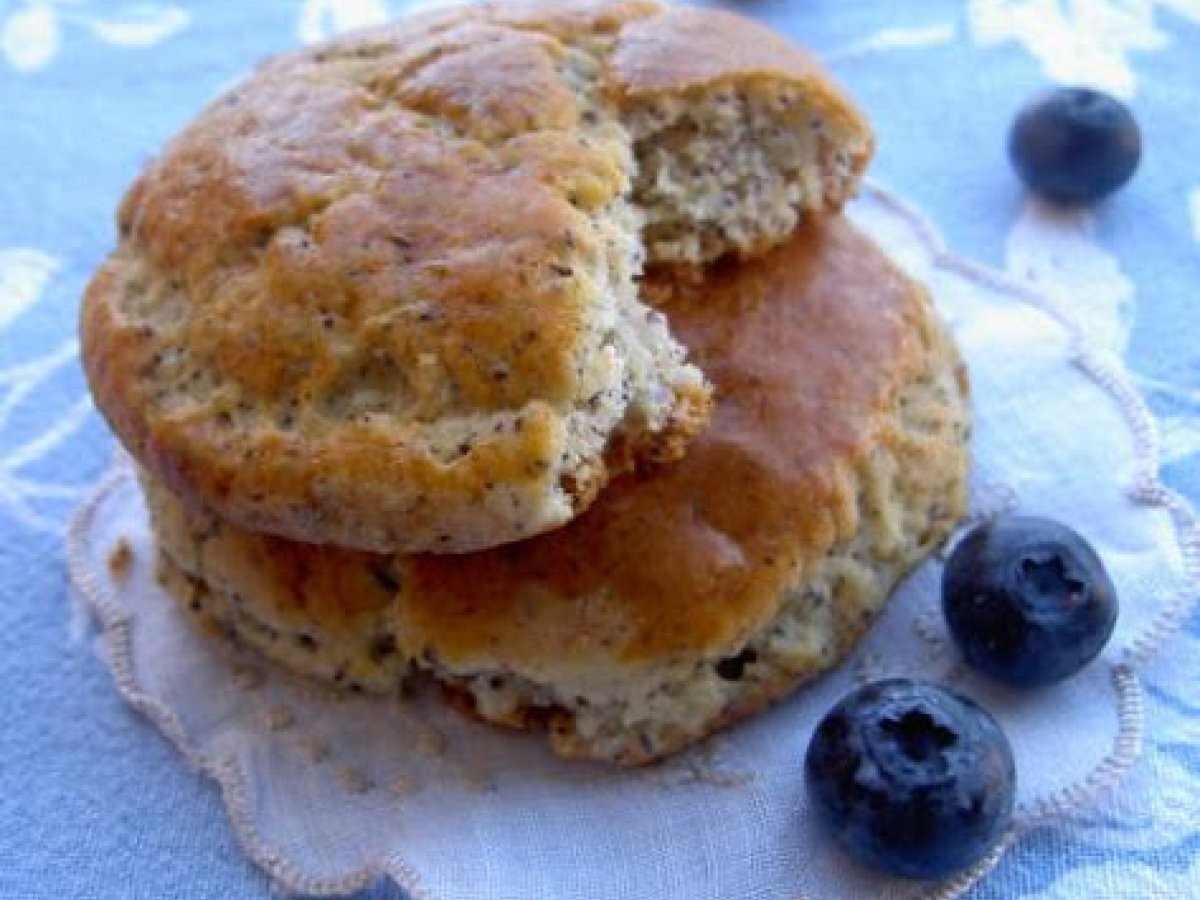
1,2,1197,897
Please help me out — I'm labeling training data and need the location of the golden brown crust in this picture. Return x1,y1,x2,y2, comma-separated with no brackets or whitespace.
145,218,971,764
83,243,586,553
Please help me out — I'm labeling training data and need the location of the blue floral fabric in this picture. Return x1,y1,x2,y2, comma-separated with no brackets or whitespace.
0,1,1197,897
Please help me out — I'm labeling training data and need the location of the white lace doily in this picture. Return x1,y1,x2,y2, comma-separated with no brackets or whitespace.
68,183,1200,900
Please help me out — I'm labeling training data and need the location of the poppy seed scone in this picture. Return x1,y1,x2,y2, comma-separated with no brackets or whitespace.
80,0,873,554
145,219,970,765
145,477,406,692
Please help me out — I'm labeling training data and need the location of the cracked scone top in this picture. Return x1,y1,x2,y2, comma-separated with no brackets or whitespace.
81,0,874,553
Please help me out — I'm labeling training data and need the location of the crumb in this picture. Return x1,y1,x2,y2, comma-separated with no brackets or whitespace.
265,706,295,732
108,539,133,580
231,664,266,691
698,769,753,788
338,766,373,795
390,774,419,798
454,765,493,793
298,737,330,764
912,609,946,647
413,728,446,758
853,650,882,686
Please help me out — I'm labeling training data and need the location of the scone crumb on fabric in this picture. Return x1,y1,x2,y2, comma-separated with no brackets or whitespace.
298,738,331,765
453,765,495,794
232,663,266,692
107,539,133,580
337,767,373,795
413,728,447,758
390,775,420,798
265,707,295,732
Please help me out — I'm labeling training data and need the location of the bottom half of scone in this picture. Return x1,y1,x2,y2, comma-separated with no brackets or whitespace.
142,217,971,766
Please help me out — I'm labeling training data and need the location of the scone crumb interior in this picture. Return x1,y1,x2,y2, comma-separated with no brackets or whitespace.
629,83,872,265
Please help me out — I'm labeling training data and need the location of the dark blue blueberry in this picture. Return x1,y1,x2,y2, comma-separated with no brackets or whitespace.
942,516,1118,688
805,679,1015,880
1008,87,1141,203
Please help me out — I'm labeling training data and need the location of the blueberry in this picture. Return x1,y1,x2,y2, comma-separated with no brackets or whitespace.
943,516,1118,688
1008,87,1141,203
805,679,1015,879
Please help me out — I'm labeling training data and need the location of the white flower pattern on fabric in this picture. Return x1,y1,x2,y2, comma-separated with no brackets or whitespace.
0,249,95,534
297,0,389,44
82,4,190,46
1160,417,1200,466
1016,847,1200,899
825,23,957,64
295,0,477,43
0,248,58,332
1,2,57,71
1,1,190,72
0,343,94,533
1189,188,1200,245
968,0,1200,98
1004,199,1136,355
401,0,475,12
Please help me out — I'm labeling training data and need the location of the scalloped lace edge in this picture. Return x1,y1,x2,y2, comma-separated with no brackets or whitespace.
65,180,1200,900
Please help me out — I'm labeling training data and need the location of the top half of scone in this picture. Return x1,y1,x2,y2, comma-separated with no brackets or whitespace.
81,0,874,554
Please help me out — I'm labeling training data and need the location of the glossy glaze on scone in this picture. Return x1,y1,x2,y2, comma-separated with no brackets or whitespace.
146,219,969,765
82,0,871,553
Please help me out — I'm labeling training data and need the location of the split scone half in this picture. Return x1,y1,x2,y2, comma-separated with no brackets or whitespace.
145,219,970,765
81,0,873,554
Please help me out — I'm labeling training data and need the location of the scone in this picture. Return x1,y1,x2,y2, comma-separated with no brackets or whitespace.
145,219,970,765
81,0,873,554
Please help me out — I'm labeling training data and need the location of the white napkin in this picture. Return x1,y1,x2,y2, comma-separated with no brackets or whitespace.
68,184,1199,900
